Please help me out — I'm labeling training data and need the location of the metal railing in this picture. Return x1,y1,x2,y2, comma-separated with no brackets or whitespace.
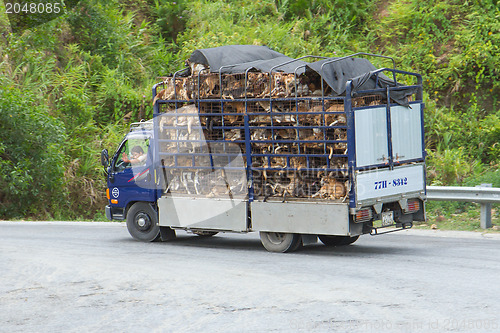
426,184,500,229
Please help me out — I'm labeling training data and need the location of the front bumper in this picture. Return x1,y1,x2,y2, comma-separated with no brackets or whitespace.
105,205,125,221
105,205,113,220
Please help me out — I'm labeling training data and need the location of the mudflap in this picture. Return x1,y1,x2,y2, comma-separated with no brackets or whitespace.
159,226,176,241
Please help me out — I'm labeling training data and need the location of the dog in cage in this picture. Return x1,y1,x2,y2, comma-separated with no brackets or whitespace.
222,74,246,99
224,101,246,124
312,172,347,200
186,59,209,76
197,74,218,98
153,78,185,104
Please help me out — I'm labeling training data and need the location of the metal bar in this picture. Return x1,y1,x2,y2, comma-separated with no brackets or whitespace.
269,55,327,75
152,101,162,199
363,67,423,102
370,222,412,235
345,82,356,210
197,68,211,101
152,82,163,114
243,112,254,202
244,67,252,99
172,68,188,107
385,86,394,170
481,202,493,229
479,183,493,229
420,102,427,161
185,96,343,104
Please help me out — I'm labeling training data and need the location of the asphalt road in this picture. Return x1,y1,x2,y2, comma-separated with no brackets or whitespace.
1,221,499,333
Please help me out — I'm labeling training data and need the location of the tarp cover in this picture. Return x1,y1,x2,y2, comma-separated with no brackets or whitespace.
305,57,416,105
188,45,416,105
305,58,380,96
189,45,307,74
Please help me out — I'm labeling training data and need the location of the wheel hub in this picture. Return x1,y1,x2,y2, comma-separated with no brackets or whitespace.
137,217,146,227
135,212,151,231
267,232,285,245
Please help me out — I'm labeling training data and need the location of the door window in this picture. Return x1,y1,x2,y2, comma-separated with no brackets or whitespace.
113,137,150,172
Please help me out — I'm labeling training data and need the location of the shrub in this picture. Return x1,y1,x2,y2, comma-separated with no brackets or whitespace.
0,87,66,218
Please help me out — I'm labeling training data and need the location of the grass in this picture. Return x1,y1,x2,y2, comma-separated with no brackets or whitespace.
414,206,500,233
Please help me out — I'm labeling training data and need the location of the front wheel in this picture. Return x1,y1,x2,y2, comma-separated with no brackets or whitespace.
126,202,161,242
259,232,302,253
318,235,359,246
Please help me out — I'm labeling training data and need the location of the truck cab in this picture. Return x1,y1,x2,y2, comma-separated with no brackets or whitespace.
102,121,158,221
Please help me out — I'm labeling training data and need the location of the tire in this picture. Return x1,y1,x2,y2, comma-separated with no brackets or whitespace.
126,202,161,242
318,235,360,246
259,232,302,253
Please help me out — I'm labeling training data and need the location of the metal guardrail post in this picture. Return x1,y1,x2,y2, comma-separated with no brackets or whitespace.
477,184,493,229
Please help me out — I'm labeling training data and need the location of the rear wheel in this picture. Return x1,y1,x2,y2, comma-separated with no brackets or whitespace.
126,202,161,242
259,232,302,253
318,235,359,246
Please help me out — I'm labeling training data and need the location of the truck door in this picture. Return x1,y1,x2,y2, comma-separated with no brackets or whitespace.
108,135,156,208
348,83,426,212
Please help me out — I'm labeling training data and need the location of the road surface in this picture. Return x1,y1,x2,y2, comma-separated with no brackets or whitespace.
1,221,499,332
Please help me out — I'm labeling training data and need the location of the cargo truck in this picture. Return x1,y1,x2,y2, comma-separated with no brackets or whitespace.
101,45,426,252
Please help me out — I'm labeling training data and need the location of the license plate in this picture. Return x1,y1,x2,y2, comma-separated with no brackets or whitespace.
382,211,394,226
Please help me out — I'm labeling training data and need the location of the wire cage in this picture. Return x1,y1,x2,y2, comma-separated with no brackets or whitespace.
153,55,420,202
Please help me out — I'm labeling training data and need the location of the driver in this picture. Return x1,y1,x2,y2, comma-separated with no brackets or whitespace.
122,146,146,165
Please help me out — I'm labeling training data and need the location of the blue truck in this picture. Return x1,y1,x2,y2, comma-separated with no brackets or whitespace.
101,45,426,252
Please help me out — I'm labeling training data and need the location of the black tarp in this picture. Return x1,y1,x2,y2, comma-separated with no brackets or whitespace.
305,57,380,96
187,45,416,105
305,57,416,105
189,45,307,74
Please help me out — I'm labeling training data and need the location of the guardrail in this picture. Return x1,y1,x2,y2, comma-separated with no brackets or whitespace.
426,184,500,229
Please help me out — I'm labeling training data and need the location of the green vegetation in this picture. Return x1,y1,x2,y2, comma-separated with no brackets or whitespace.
0,0,498,225
418,204,499,232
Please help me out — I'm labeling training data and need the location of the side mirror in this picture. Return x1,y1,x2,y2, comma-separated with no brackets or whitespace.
100,149,109,167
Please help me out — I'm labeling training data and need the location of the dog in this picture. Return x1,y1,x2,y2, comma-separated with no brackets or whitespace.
224,101,246,124
186,59,209,76
173,104,199,134
225,129,242,141
153,78,185,104
312,174,346,199
199,73,219,98
222,74,245,99
248,72,269,97
302,127,324,150
180,170,201,195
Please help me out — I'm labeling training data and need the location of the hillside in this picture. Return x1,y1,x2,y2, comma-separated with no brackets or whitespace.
0,0,498,220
